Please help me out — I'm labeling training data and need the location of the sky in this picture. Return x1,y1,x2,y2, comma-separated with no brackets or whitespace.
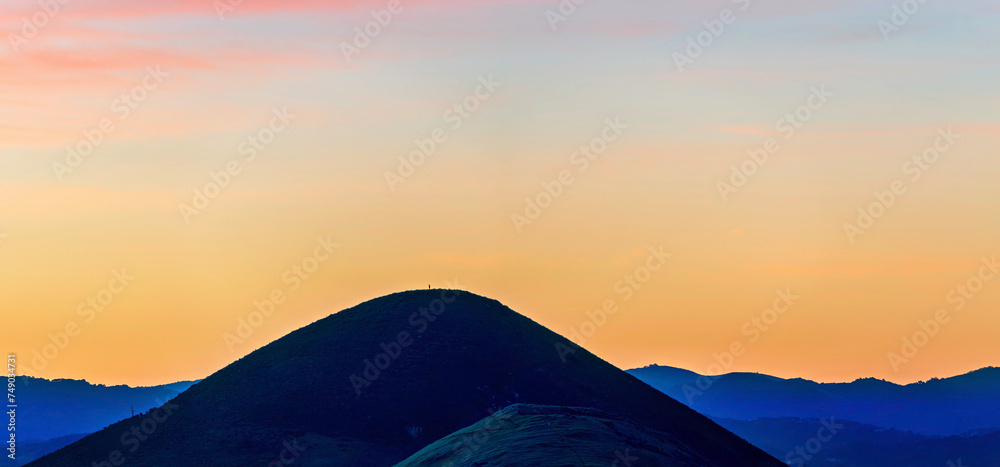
1,0,998,387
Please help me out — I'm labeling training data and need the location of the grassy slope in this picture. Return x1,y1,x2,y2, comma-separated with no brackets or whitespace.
397,404,711,466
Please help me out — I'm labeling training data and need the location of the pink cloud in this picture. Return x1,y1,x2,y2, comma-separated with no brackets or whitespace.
2,0,355,22
1,0,541,23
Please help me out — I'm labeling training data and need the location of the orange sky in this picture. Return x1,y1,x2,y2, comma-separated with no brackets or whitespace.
2,0,999,387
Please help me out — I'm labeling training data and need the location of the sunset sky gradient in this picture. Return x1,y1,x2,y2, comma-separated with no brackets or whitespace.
1,0,998,386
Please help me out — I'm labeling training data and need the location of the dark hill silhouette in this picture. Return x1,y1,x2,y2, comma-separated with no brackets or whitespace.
628,364,1000,436
32,290,780,466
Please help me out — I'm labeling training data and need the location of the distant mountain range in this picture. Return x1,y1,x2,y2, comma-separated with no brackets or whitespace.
714,417,1000,467
13,377,201,442
629,365,1000,466
9,435,87,467
29,290,780,466
7,377,199,465
627,364,1000,436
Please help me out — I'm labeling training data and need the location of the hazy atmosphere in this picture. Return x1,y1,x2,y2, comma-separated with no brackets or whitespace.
3,0,999,388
